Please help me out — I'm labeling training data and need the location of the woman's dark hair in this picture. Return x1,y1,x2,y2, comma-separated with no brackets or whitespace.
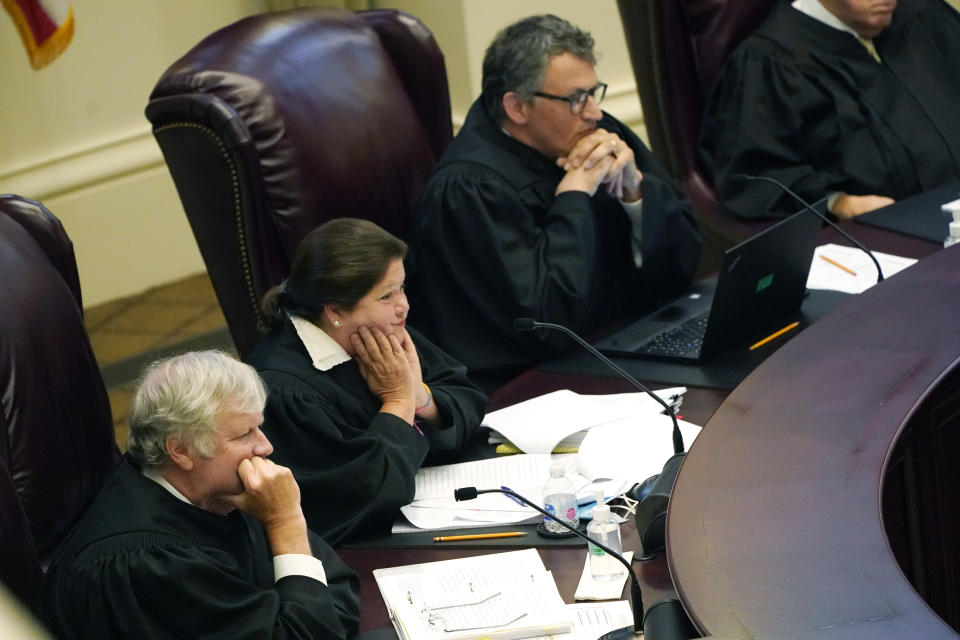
261,218,407,329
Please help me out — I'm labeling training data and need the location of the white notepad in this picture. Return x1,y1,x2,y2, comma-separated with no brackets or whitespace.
373,549,573,640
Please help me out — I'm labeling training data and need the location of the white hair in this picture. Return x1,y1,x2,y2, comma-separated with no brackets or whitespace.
126,350,266,469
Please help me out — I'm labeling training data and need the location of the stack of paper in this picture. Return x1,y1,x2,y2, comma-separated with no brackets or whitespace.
374,549,573,640
807,243,916,294
395,388,701,533
397,454,629,531
489,431,587,455
562,601,634,640
374,549,636,640
577,413,702,484
484,388,686,455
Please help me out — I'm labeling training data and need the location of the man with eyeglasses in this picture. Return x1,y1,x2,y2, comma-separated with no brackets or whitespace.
407,14,702,391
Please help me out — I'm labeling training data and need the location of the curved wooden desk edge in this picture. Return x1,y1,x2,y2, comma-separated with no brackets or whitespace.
668,246,960,639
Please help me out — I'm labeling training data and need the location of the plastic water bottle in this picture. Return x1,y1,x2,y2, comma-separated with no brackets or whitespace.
586,492,624,580
542,461,579,533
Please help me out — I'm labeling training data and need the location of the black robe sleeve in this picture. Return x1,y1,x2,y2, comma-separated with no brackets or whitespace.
611,121,702,298
261,376,432,545
409,165,611,383
424,167,606,332
411,328,487,461
42,528,359,640
699,44,849,219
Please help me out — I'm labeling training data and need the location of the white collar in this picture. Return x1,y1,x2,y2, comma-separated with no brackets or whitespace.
290,315,351,372
143,467,193,505
792,0,863,39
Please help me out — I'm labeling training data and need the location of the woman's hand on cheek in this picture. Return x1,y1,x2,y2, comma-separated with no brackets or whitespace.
352,326,416,410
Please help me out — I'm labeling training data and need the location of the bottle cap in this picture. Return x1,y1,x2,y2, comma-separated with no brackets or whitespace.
592,490,610,521
942,198,960,220
549,461,565,477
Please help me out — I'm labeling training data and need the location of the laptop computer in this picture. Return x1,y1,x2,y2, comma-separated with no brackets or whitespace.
854,182,960,243
595,210,821,362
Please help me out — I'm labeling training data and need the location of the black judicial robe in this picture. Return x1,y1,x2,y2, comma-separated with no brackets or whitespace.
247,322,484,545
41,457,360,640
406,99,702,391
700,0,960,220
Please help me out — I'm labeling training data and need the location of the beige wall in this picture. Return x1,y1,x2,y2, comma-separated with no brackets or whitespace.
0,1,267,307
381,0,644,132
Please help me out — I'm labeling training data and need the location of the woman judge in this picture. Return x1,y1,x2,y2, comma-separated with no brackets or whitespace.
247,218,485,545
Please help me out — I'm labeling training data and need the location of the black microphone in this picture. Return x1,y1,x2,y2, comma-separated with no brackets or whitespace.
513,317,684,455
457,485,642,638
737,173,884,282
454,486,697,640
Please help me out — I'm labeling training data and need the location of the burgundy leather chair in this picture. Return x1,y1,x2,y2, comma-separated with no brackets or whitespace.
0,195,119,570
616,0,777,268
145,8,452,358
0,462,40,609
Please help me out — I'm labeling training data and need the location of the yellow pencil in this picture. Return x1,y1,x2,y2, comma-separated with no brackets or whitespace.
820,254,857,276
433,532,527,542
749,321,800,351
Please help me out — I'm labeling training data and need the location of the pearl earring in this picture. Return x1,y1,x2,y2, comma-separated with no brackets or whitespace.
333,320,341,328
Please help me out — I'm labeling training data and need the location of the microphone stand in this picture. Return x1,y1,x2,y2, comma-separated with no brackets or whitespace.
513,318,685,455
454,486,697,640
738,173,884,282
455,486,642,639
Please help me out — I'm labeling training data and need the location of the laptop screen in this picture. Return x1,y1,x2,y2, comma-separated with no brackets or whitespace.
699,210,821,358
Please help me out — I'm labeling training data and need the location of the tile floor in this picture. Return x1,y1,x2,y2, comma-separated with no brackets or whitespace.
85,272,233,450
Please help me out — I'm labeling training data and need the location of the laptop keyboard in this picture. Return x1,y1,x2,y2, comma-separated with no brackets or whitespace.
636,312,710,357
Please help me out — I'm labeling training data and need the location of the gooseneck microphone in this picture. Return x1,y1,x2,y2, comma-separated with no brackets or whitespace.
737,173,884,282
513,317,684,455
454,486,697,640
455,485,643,638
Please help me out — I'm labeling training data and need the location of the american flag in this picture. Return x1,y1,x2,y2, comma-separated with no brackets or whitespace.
3,0,74,69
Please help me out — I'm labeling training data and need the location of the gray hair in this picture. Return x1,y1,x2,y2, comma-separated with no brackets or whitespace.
481,14,596,124
126,350,267,469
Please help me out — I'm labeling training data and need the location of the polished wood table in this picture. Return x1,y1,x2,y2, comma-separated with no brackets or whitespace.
669,244,960,638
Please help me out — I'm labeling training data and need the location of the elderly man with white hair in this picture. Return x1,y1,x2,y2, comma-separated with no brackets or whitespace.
41,350,360,639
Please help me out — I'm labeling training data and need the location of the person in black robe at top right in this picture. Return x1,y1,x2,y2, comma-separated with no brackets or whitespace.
700,0,960,221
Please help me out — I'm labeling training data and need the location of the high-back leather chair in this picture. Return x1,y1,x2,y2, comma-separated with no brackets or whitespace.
617,0,776,265
0,195,119,569
0,462,41,608
146,8,452,358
